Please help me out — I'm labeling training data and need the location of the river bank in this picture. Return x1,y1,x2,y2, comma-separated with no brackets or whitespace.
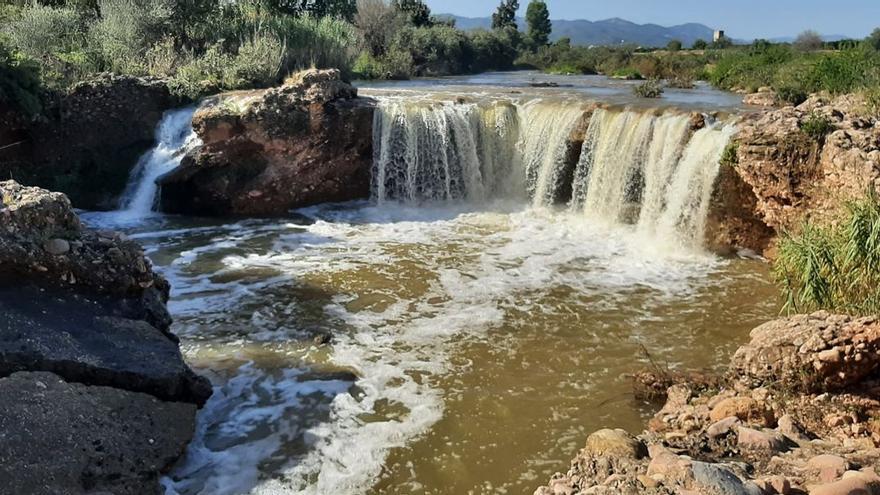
535,312,880,495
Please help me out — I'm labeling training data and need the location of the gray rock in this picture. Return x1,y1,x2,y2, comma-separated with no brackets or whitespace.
0,371,196,495
692,461,764,495
42,238,70,255
0,284,211,405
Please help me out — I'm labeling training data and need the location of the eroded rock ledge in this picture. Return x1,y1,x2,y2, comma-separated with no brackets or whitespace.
535,312,880,495
710,93,880,256
0,180,210,493
158,69,375,216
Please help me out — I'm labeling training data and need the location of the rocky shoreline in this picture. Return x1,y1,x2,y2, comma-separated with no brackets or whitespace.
0,180,210,493
535,313,880,495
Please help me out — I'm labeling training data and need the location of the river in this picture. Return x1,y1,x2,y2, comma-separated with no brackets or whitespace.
83,72,779,495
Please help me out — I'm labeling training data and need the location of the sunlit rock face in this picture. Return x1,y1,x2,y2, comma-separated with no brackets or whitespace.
158,69,376,217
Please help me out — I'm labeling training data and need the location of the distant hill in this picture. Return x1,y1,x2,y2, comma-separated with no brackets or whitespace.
442,15,716,48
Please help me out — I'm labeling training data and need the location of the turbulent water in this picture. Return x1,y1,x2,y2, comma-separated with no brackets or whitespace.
372,99,734,249
84,74,778,495
116,106,200,219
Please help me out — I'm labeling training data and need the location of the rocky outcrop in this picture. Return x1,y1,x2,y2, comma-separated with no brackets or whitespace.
732,312,880,393
535,312,880,495
0,74,180,210
713,93,880,256
158,69,374,216
743,89,781,107
0,372,197,495
0,180,171,330
0,181,210,493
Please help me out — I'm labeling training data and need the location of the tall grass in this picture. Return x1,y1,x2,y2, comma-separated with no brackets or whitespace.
775,189,880,316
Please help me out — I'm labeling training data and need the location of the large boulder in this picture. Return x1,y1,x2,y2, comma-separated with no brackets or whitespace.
731,312,880,392
0,74,180,209
0,181,210,492
159,69,375,216
0,180,170,329
0,372,197,495
0,283,211,405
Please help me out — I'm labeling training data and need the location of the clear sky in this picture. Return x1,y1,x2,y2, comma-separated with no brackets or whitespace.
425,0,880,39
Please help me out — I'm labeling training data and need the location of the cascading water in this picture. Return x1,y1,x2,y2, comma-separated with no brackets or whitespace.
371,99,735,250
116,106,199,219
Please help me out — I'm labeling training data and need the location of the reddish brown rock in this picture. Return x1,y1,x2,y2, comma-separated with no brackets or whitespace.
731,312,880,393
158,69,375,217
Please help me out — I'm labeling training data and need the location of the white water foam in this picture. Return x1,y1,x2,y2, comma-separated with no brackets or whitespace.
115,106,199,222
149,201,723,495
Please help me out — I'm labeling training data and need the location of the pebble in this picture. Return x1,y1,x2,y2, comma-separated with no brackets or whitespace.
43,238,70,255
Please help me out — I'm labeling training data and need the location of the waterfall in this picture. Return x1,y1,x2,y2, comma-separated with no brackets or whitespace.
117,107,199,218
368,99,736,250
371,100,522,203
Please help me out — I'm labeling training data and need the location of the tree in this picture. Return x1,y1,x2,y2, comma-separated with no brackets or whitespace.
491,0,518,30
865,27,880,50
794,29,823,52
392,0,431,27
710,35,733,49
666,39,682,52
692,39,707,50
355,0,403,56
525,0,550,47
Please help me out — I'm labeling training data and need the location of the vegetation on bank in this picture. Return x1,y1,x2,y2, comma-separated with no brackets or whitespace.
2,0,880,113
775,190,880,316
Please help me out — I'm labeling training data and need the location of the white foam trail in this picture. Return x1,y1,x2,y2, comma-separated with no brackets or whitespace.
116,106,199,220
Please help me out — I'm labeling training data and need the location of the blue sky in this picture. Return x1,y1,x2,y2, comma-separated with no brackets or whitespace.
425,0,880,39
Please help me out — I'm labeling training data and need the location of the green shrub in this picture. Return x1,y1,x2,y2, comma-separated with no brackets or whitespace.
0,37,42,115
720,142,738,167
775,190,880,316
2,3,94,87
799,112,835,141
225,34,284,88
633,79,663,98
91,0,174,76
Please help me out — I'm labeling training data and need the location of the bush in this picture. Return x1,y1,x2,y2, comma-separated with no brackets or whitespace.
633,79,663,98
799,112,834,141
667,39,682,52
225,34,284,88
2,3,94,87
793,30,823,52
0,37,42,115
91,0,174,76
775,190,880,316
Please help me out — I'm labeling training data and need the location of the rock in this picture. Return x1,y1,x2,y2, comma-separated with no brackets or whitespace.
691,461,764,495
736,426,790,453
806,455,850,483
584,429,648,460
760,475,793,494
710,397,775,426
0,181,171,330
731,312,880,392
159,69,375,217
708,416,743,438
808,469,880,495
42,238,70,255
0,74,181,209
777,414,811,443
730,93,880,244
744,91,781,107
0,284,211,405
0,372,196,495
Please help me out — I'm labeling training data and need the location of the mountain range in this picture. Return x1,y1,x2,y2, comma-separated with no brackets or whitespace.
445,15,717,47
